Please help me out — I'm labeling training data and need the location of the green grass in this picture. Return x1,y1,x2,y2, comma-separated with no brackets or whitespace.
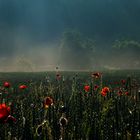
0,70,140,140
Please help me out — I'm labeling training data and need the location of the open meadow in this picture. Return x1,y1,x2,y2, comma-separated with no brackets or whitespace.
0,70,140,140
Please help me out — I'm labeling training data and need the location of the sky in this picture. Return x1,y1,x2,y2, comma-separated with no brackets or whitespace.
0,0,140,71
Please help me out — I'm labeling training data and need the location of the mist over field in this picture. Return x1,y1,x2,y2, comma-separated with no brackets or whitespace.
0,0,140,71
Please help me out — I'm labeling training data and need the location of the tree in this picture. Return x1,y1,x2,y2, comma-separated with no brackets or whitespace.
112,39,140,69
59,30,95,70
16,56,35,72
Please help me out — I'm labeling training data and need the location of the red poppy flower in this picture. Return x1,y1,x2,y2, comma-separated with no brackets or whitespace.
84,85,90,92
19,85,27,89
0,103,10,122
103,87,110,92
91,72,101,78
44,97,53,109
3,82,11,88
101,87,110,96
101,91,107,96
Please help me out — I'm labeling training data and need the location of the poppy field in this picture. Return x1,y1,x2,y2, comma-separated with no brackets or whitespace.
0,70,140,140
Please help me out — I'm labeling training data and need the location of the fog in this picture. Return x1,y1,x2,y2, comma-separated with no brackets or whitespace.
0,0,140,71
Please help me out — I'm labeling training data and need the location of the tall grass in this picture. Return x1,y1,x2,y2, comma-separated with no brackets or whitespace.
0,71,139,140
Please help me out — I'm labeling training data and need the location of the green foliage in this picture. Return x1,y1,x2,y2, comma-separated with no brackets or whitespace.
59,30,95,70
0,71,139,139
112,39,140,49
61,30,95,51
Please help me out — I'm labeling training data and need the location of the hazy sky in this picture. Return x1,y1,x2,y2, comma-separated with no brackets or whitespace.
0,0,140,71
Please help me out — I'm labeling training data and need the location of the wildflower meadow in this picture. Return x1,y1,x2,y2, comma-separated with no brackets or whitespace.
0,70,140,140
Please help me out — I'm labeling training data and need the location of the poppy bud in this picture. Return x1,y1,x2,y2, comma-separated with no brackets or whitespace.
36,120,47,136
3,82,11,88
91,72,101,78
125,92,129,95
117,90,123,96
19,85,27,89
56,73,61,80
59,117,68,127
94,85,99,90
121,79,126,85
36,125,43,136
44,97,53,109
